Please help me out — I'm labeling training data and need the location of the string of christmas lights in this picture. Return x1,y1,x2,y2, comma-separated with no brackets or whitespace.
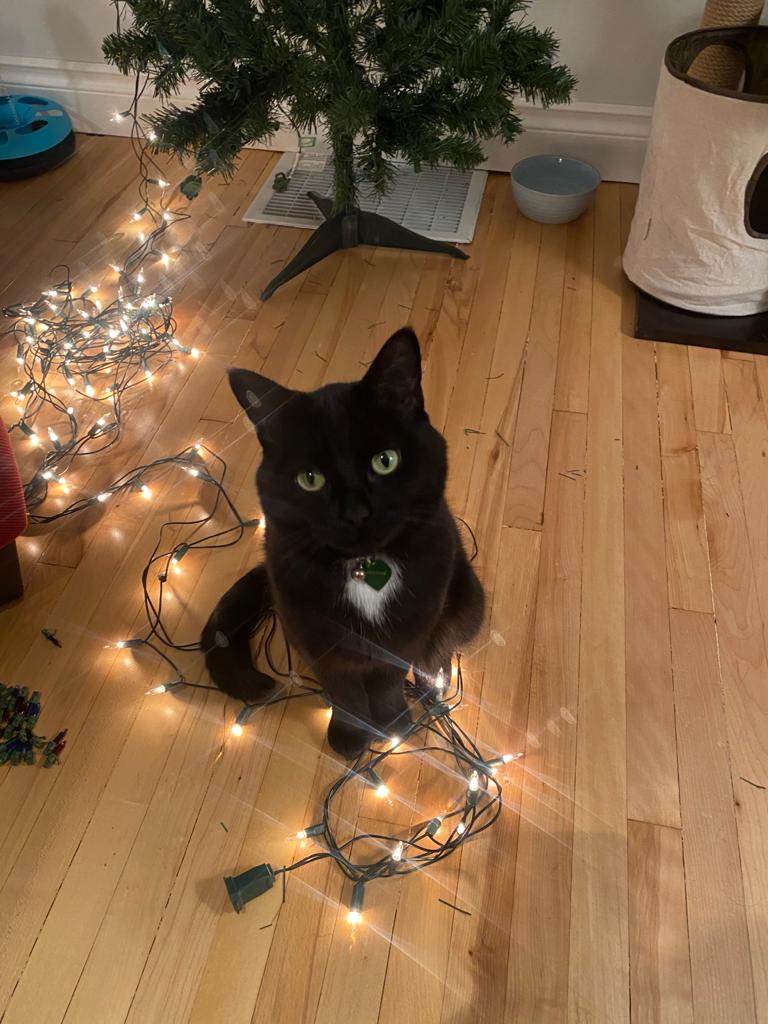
1,65,195,524
221,656,522,926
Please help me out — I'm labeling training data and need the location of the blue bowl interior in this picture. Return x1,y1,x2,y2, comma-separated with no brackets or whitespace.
511,156,601,197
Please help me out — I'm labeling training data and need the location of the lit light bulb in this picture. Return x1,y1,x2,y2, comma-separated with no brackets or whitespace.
456,821,466,835
29,433,40,446
435,668,446,690
163,212,171,222
389,735,401,750
187,467,200,477
141,484,152,499
60,479,70,494
88,285,99,294
47,427,59,442
132,211,142,221
230,723,243,738
157,179,170,188
138,231,145,242
392,841,404,862
109,329,119,339
190,347,200,359
137,270,145,283
147,684,167,695
15,354,23,365
145,369,153,381
160,253,170,267
502,752,522,763
85,384,95,397
451,662,459,680
66,406,74,415
295,829,307,841
97,492,110,502
347,881,365,926
367,768,388,799
258,515,266,529
468,771,480,792
347,910,361,926
148,130,157,142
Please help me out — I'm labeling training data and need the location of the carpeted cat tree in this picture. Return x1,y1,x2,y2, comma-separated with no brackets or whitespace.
624,1,768,352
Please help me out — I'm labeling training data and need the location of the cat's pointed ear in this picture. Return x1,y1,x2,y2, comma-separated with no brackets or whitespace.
363,327,424,416
228,368,292,430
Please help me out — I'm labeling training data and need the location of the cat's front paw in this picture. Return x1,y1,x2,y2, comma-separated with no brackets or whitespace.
327,714,373,760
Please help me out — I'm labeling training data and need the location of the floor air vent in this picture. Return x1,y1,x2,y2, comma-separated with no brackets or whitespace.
243,152,487,244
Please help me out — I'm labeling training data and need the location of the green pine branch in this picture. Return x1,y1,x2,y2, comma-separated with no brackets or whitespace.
104,0,576,212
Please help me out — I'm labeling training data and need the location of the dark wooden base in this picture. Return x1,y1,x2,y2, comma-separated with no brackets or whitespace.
0,540,23,605
635,289,768,355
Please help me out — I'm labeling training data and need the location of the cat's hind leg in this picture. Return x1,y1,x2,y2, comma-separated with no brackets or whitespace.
201,565,278,703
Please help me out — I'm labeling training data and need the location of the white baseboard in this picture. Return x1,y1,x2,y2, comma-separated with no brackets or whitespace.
0,55,651,183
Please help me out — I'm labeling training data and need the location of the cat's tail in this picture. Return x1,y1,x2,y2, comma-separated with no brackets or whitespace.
200,564,278,704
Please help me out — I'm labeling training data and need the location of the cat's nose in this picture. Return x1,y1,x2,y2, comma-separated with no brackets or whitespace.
341,494,370,525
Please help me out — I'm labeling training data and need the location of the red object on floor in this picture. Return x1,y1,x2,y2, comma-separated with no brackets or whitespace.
0,417,26,601
0,417,26,544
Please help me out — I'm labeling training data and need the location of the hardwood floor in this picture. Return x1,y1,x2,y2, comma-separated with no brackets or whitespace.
1,135,766,1024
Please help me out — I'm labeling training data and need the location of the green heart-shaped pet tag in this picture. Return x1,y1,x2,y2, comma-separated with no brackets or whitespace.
356,558,391,591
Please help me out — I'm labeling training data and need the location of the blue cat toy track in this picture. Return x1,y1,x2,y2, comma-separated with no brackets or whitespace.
0,94,75,180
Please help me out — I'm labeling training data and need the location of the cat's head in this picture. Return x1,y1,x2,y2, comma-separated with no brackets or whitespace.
228,327,447,556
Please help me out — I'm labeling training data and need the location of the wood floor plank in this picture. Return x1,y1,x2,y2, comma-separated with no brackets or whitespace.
623,338,680,828
669,608,757,1024
438,527,540,1024
463,213,541,594
567,183,629,1024
443,180,517,516
503,224,568,530
507,410,585,1023
421,177,497,434
721,358,768,655
698,430,768,1019
689,347,730,433
553,207,594,415
657,342,713,613
627,820,693,1024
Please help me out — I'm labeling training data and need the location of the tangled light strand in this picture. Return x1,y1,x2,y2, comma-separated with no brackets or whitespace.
1,66,194,524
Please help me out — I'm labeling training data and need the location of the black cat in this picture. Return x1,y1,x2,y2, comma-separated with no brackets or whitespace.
201,327,484,759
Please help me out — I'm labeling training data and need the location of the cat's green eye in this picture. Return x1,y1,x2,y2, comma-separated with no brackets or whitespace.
371,449,400,476
296,469,326,492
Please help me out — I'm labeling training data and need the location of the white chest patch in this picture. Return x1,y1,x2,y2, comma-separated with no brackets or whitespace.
343,555,402,626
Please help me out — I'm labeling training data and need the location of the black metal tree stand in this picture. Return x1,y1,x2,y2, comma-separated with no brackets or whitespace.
260,190,468,300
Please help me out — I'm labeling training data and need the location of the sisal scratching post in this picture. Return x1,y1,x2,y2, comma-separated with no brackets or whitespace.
689,0,764,87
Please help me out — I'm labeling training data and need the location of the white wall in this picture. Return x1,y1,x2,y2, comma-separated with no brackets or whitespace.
533,0,704,107
2,0,115,64
2,0,709,106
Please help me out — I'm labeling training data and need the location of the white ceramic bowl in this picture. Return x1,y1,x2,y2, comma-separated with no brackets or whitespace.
510,155,601,224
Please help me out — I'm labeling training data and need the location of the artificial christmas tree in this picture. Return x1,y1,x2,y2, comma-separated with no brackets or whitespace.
104,1,575,297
